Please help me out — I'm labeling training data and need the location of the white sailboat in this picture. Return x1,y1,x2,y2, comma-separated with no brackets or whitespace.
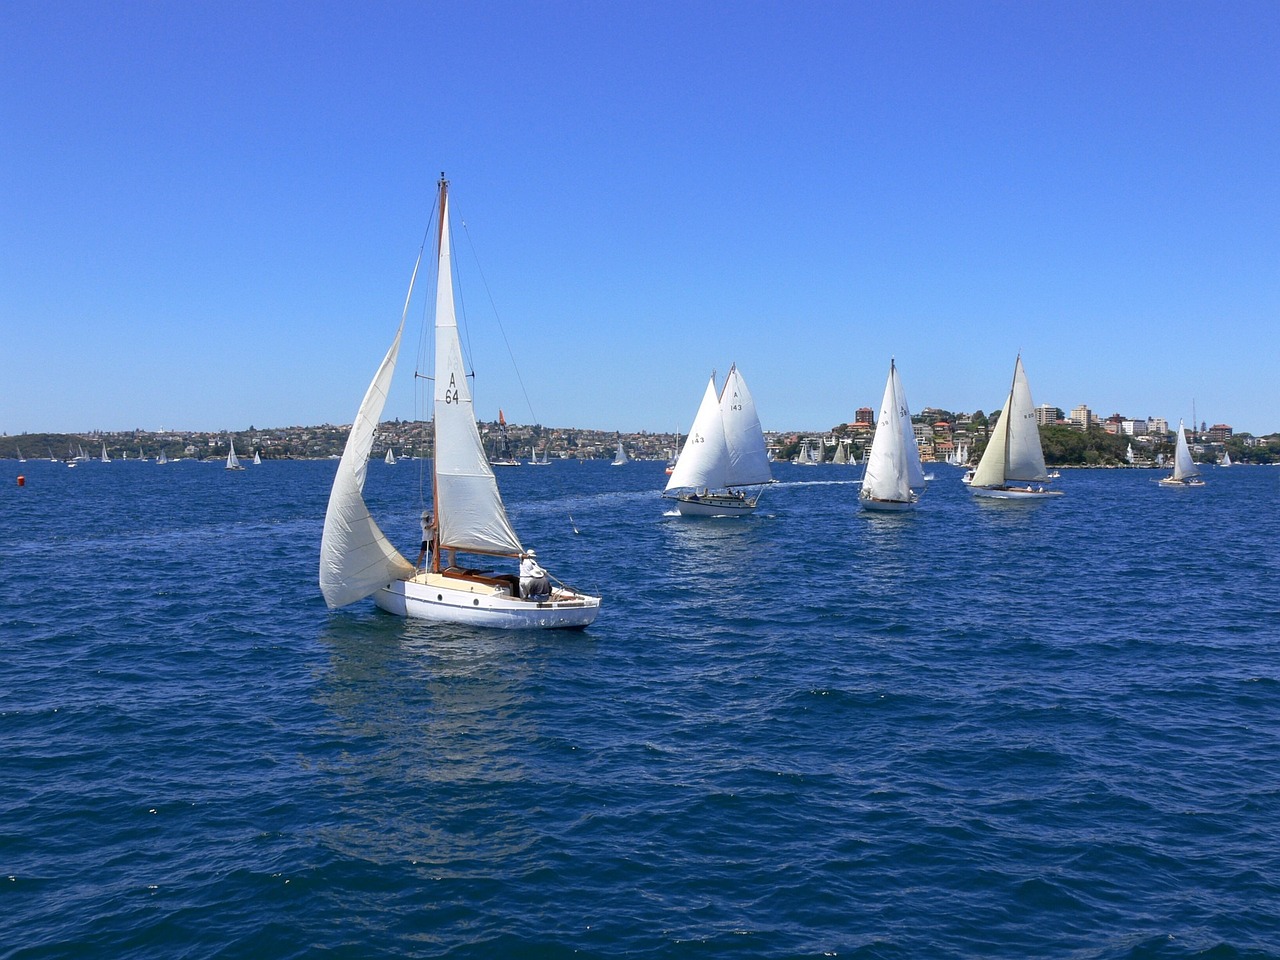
384,448,396,465
226,440,245,470
100,442,111,463
320,173,600,628
611,438,629,466
253,450,262,465
968,356,1063,500
832,440,848,465
665,432,680,474
528,444,551,466
664,364,773,517
860,359,927,512
1159,420,1204,487
1219,449,1232,468
156,449,168,465
1126,443,1135,466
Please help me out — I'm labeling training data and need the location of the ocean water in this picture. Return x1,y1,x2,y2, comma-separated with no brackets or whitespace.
3,457,1279,959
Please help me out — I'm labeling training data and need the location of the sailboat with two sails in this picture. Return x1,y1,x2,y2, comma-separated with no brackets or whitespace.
968,355,1063,500
860,359,927,511
320,174,600,629
664,365,773,517
1159,420,1205,487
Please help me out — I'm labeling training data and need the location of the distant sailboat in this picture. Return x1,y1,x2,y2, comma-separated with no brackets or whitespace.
528,444,551,466
253,450,262,465
968,356,1063,500
611,437,629,466
1159,420,1204,487
490,410,520,466
832,440,848,465
100,442,111,463
1219,449,1232,468
384,448,396,465
157,450,168,465
320,173,599,628
860,359,927,511
665,432,680,474
16,446,25,463
664,365,773,516
226,440,245,470
1126,443,1135,465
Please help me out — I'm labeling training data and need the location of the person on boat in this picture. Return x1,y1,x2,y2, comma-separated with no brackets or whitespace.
415,511,435,571
519,549,551,600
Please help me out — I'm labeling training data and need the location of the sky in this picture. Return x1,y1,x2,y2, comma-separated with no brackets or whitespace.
3,1,1278,436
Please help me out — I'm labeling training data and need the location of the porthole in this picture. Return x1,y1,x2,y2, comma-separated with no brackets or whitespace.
473,599,480,606
437,594,442,601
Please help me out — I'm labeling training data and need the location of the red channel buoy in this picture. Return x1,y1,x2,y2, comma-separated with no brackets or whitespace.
16,475,25,486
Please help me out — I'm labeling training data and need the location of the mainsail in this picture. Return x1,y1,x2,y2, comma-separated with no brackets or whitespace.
719,364,772,487
431,184,524,557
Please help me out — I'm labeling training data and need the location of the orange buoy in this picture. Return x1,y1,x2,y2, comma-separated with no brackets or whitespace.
16,475,25,486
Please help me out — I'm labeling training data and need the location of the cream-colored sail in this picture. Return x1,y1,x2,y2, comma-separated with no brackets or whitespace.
893,363,928,490
319,315,415,608
431,185,524,557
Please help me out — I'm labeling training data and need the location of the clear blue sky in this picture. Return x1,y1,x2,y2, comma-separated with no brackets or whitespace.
4,1,1277,436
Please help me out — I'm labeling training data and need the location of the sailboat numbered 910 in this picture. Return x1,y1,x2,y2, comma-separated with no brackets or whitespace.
860,358,927,511
319,174,600,629
968,355,1063,500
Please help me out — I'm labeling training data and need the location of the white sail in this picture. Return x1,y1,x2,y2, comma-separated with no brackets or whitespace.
893,364,928,490
1126,443,1135,464
665,375,729,492
101,442,111,462
253,450,261,465
719,365,772,487
431,187,524,557
1220,449,1232,467
385,448,396,465
226,441,241,469
612,439,629,465
1171,420,1200,481
861,359,925,506
319,317,415,608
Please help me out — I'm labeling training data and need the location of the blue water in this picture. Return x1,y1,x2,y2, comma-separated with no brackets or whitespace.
3,457,1279,959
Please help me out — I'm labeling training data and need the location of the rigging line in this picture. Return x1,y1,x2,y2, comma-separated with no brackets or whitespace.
459,217,540,425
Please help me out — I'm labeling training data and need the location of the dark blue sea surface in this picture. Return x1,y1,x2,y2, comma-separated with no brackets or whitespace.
3,457,1279,959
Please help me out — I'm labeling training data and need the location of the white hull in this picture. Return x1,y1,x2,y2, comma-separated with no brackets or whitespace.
1159,476,1205,487
970,485,1064,500
374,571,600,629
670,493,757,517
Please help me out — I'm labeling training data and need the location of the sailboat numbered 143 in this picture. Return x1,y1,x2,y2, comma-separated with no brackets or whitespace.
319,174,600,629
664,365,773,517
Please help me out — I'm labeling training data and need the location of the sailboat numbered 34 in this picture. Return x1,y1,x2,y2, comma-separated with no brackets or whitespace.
319,174,600,629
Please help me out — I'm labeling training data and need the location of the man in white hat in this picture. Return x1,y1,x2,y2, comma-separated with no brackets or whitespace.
519,549,550,600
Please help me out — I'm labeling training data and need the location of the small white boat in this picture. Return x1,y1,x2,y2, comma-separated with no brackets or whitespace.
253,450,262,465
968,356,1063,500
611,438,629,466
320,173,599,629
1159,420,1205,487
664,365,773,517
226,440,245,470
860,358,927,512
